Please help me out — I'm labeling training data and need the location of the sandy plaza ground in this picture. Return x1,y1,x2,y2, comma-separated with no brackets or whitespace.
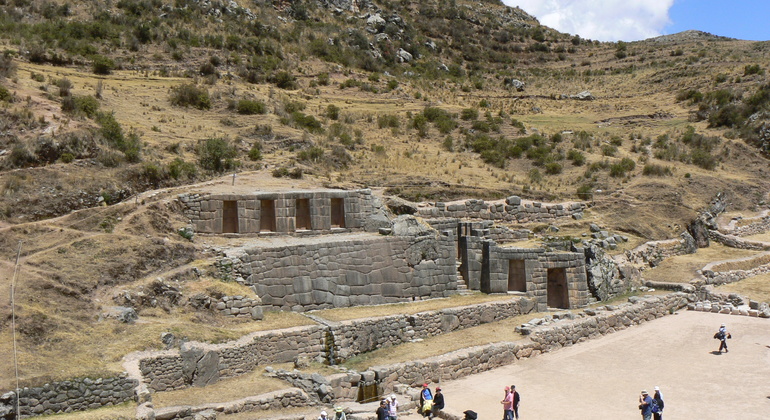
396,310,770,420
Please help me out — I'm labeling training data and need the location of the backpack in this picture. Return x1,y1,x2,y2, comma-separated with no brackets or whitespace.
651,399,660,413
714,331,725,340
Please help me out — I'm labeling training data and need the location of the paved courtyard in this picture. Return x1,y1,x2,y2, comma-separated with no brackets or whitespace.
400,310,770,420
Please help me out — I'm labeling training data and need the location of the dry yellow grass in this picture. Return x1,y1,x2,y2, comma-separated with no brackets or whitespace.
642,243,762,283
708,253,770,272
36,402,135,420
714,274,770,303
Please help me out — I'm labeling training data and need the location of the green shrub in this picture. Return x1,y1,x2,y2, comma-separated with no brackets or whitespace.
442,136,454,152
461,108,479,121
609,157,635,177
567,149,586,166
297,146,324,162
0,85,11,102
544,162,562,175
528,168,542,183
197,137,238,172
92,55,115,75
744,64,764,76
290,112,323,133
272,71,297,89
236,99,266,115
642,164,672,176
168,158,197,180
62,95,100,118
325,104,340,120
576,184,594,200
248,143,262,161
284,101,306,113
170,84,211,109
601,144,617,157
60,152,74,163
377,114,400,129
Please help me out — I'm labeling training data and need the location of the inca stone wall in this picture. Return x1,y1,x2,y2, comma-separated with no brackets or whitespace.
709,231,770,250
720,213,770,237
229,234,458,311
130,299,536,394
2,376,137,418
623,237,694,267
149,388,311,420
483,245,589,311
179,189,382,235
417,196,585,222
138,325,326,392
355,294,689,395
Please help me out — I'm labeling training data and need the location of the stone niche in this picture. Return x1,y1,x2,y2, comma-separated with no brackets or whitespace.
179,189,380,235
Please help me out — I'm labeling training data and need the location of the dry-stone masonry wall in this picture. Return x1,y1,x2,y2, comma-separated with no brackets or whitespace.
709,231,770,250
719,212,770,237
417,196,585,222
1,376,137,418
228,233,458,311
138,325,326,392
350,294,689,395
699,252,770,285
132,299,536,393
215,295,263,319
623,237,694,267
483,245,589,310
149,388,311,420
179,188,385,235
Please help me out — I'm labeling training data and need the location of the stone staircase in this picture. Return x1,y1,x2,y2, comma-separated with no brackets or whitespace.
455,261,474,295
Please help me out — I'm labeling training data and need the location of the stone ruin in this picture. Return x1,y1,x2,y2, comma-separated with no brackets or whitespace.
178,187,609,313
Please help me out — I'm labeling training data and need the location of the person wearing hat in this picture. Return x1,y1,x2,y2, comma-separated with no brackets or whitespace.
387,394,399,420
431,387,445,419
319,410,329,420
651,386,664,420
638,390,653,420
377,399,390,420
714,323,732,353
333,406,347,420
419,383,433,417
501,386,514,420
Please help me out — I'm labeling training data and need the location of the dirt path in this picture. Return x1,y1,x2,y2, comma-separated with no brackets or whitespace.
399,311,770,420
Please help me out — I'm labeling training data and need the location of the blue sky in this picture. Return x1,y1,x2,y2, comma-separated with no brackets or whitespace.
504,0,770,42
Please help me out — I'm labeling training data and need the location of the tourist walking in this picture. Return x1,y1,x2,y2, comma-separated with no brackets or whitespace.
501,386,514,420
388,394,399,420
714,323,732,353
431,387,445,418
639,390,653,420
651,386,664,420
377,399,390,420
419,383,433,417
510,385,520,419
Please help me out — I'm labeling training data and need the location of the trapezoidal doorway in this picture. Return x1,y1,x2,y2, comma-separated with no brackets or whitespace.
295,198,311,230
260,200,276,232
546,267,569,309
508,259,526,292
222,200,238,233
330,198,345,228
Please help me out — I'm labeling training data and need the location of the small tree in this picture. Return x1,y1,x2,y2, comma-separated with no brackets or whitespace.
197,137,238,172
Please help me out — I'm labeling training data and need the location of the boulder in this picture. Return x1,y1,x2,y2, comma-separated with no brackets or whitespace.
396,48,413,63
571,91,595,100
504,78,525,91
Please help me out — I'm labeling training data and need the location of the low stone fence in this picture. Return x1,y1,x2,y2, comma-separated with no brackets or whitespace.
623,238,691,267
709,231,770,251
330,298,537,361
1,375,137,418
345,294,689,396
417,196,585,223
149,388,311,420
216,295,263,319
719,212,770,237
699,252,770,285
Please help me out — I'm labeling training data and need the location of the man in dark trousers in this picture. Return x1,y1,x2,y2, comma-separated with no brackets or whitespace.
377,399,390,420
510,385,521,419
431,387,445,419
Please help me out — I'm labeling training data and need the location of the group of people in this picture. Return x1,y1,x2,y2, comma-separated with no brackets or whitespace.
500,385,521,420
374,394,400,420
638,387,665,420
418,383,445,419
318,406,348,420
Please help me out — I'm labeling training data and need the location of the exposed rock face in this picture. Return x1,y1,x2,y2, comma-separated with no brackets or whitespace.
504,78,525,91
396,48,413,62
385,195,418,215
570,91,595,100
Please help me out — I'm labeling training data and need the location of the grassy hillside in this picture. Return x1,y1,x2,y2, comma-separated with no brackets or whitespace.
0,0,768,396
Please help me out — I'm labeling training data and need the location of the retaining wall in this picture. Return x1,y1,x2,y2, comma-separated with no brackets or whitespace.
5,376,137,418
349,294,689,395
709,231,770,251
417,196,585,223
227,233,458,312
